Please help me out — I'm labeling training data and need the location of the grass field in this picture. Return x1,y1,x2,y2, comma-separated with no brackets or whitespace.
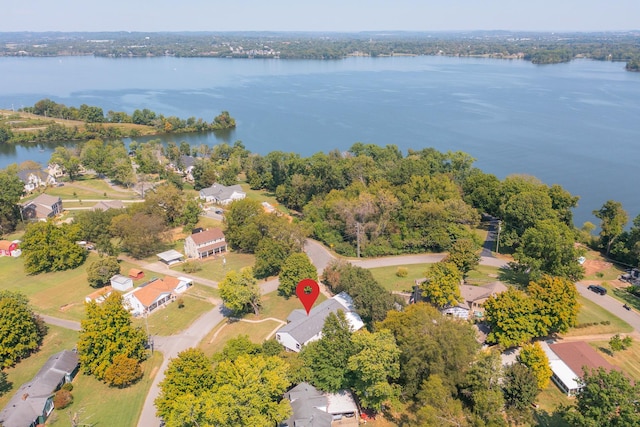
199,318,282,358
562,295,633,336
132,286,217,336
535,383,572,427
0,325,79,410
369,264,501,293
172,252,256,282
47,351,163,427
589,339,640,381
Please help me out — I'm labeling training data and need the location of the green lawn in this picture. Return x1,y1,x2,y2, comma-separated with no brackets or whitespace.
199,319,282,358
172,252,256,282
562,295,633,336
535,383,572,427
133,287,217,336
0,253,168,321
368,264,501,293
589,339,640,382
251,292,327,322
47,351,163,427
0,325,78,410
368,264,426,293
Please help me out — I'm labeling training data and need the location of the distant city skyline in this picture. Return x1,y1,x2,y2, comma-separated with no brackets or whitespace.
2,1,639,33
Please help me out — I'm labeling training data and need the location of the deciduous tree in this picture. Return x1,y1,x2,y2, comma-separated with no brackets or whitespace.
528,275,579,335
594,200,628,256
378,303,479,398
301,311,355,392
419,262,462,308
484,288,538,348
77,292,147,381
444,238,480,277
103,354,143,388
0,165,24,236
517,342,552,389
86,256,120,288
155,348,215,422
563,367,640,427
21,221,87,274
0,291,45,368
348,329,400,410
278,253,317,297
503,362,539,414
219,267,261,315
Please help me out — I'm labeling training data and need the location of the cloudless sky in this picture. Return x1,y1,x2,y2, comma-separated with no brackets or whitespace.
2,0,639,33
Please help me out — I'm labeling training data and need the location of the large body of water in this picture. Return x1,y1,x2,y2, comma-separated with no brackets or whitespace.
1,55,639,227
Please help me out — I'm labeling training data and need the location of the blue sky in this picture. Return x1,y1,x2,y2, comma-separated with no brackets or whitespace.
2,0,638,32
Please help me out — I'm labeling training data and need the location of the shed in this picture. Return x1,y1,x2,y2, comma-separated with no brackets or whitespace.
110,274,133,291
157,249,184,265
128,268,144,279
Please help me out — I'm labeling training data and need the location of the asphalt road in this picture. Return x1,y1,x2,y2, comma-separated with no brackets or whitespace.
576,282,640,332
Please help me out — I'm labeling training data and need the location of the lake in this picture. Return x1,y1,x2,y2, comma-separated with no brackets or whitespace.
1,55,639,227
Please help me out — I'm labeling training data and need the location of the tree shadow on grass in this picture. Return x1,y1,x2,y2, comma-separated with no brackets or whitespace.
535,409,572,427
497,264,530,286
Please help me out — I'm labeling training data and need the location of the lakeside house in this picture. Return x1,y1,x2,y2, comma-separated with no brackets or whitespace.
198,183,246,205
0,350,79,427
276,292,364,353
20,194,63,221
17,168,56,193
184,228,227,259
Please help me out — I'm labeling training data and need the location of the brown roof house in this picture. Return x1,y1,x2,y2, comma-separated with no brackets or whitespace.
21,194,63,221
541,340,618,396
184,228,227,259
441,282,508,320
92,200,125,211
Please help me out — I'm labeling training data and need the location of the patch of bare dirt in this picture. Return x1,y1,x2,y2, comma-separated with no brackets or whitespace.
583,259,612,276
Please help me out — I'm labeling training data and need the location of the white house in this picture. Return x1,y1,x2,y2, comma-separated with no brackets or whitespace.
184,228,227,259
199,183,246,205
276,292,364,353
123,276,193,316
17,168,56,193
110,274,133,291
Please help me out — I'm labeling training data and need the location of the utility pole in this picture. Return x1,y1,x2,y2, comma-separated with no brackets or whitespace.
356,221,361,258
495,220,501,254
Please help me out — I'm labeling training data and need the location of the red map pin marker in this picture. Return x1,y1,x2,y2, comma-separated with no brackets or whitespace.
296,278,320,315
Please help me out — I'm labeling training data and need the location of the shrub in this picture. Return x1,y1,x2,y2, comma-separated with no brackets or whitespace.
182,261,202,273
396,267,408,278
53,389,73,409
103,354,143,388
176,298,185,309
61,382,74,391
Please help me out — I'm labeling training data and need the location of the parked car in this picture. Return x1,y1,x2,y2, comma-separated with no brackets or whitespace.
587,285,607,295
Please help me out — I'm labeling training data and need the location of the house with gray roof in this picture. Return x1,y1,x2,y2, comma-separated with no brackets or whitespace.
276,292,364,353
199,183,246,205
20,194,63,221
280,382,359,427
0,350,79,427
17,169,56,193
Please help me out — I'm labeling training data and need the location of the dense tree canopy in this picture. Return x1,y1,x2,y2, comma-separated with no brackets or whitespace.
0,291,45,368
86,256,120,288
484,288,538,348
278,253,318,297
419,261,463,308
517,342,552,390
563,367,640,426
322,260,398,327
219,267,261,315
528,275,579,336
377,303,479,398
0,165,24,236
21,221,87,274
77,292,147,381
594,200,628,256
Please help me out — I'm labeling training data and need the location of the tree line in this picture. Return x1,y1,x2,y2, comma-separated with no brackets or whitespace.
1,31,639,69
